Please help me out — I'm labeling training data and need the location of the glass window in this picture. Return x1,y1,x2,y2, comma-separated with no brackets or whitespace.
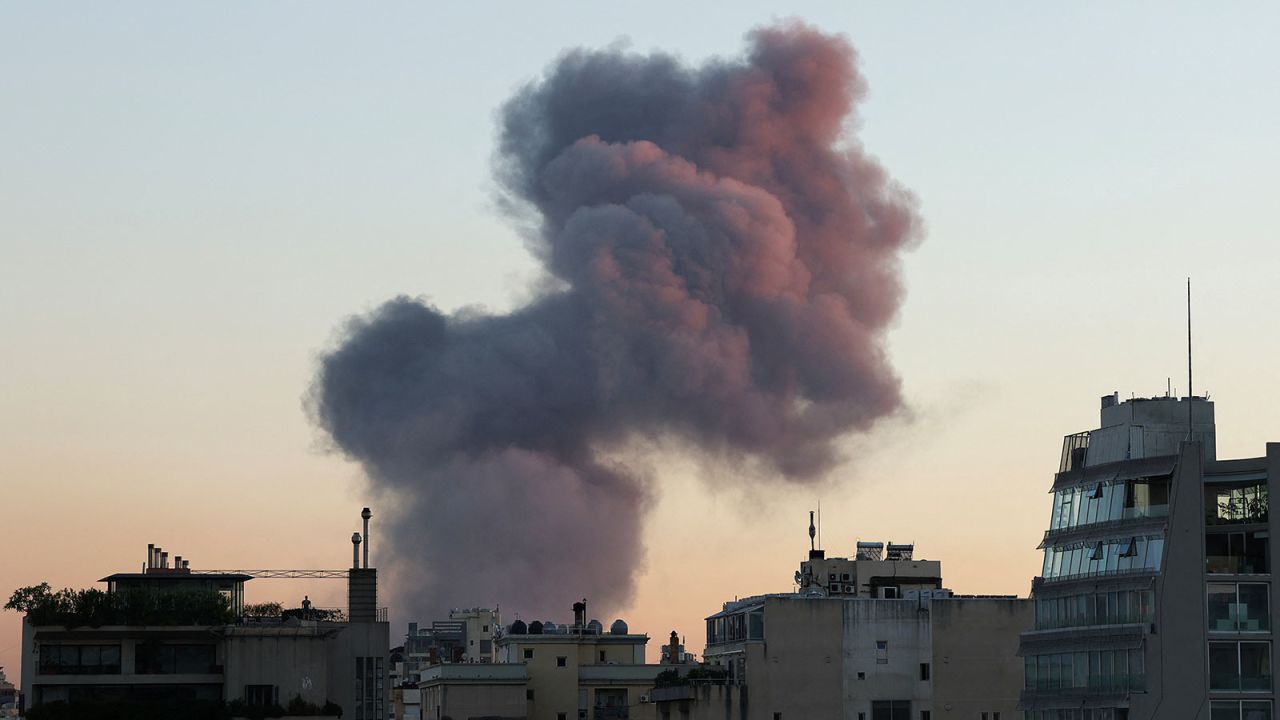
1212,642,1241,690
1206,481,1269,525
1240,642,1272,691
1212,701,1241,720
1209,584,1237,631
1241,701,1272,720
1239,584,1270,632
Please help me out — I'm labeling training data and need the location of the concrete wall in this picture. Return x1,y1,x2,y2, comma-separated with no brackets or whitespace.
751,597,844,720
420,683,526,720
1130,442,1209,720
842,599,932,720
223,630,334,706
930,598,1030,719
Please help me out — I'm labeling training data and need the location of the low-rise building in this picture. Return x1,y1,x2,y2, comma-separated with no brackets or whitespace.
16,511,390,718
658,533,1031,720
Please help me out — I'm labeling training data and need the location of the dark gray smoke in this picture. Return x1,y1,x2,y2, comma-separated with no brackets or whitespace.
312,22,919,621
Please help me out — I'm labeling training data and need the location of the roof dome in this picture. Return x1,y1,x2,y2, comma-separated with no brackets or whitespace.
610,619,629,635
510,619,528,634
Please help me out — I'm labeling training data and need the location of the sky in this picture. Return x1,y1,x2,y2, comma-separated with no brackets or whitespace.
2,2,1279,683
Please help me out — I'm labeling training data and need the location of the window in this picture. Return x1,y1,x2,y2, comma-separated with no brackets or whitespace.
559,714,567,720
1206,480,1269,525
600,650,607,662
876,641,888,664
354,656,384,720
774,714,783,720
1210,641,1273,691
922,713,931,720
524,648,534,660
920,663,930,681
1209,583,1271,632
883,587,900,599
1211,700,1273,720
1208,531,1270,574
138,643,214,674
527,689,535,700
37,644,122,675
483,624,489,632
245,685,277,707
557,656,567,667
871,700,910,720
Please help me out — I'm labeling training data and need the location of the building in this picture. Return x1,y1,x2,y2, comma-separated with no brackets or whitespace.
0,666,17,717
404,607,500,676
657,534,1031,720
17,509,391,718
1019,393,1277,720
413,600,669,720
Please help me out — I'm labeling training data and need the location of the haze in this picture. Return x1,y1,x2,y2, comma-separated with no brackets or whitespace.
2,1,1278,683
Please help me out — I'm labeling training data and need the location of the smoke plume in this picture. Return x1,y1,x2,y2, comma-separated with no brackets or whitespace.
312,22,919,621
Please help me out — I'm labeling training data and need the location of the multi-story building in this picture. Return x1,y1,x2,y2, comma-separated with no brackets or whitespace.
416,600,669,720
662,536,1031,720
1020,393,1277,720
403,607,499,676
17,512,391,718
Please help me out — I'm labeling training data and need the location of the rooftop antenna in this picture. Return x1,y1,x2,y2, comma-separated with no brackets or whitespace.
808,511,816,552
1187,278,1194,441
817,500,822,551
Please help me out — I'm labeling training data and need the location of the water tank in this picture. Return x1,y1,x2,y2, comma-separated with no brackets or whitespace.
542,621,559,634
510,620,528,635
587,619,603,634
610,619,629,635
528,620,544,634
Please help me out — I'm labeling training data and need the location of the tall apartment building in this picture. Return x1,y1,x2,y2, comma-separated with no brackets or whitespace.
660,537,1031,720
1020,394,1277,720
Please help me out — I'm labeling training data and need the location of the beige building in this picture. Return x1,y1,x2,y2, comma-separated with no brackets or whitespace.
413,601,669,720
656,535,1031,720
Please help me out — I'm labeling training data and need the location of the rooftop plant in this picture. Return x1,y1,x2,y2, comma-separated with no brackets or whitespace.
5,583,235,628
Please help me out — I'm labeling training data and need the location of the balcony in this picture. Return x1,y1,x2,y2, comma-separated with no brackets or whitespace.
593,707,629,720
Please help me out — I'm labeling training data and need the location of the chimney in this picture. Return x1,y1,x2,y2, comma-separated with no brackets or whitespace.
351,533,362,570
668,630,680,664
573,599,587,629
174,555,182,569
147,544,155,571
361,507,372,568
160,551,168,569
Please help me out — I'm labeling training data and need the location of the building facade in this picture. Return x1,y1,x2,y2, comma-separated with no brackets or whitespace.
19,532,390,718
1020,393,1277,720
676,539,1031,720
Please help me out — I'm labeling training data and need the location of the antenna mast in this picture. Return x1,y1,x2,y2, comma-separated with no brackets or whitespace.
1187,278,1193,441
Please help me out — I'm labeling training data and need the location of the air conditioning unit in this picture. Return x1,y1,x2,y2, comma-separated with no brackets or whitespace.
639,694,651,704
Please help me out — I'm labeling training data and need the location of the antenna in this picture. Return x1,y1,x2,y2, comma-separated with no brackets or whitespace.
817,500,822,551
808,511,816,552
1187,278,1193,440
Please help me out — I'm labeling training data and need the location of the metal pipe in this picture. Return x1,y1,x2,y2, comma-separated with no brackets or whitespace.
147,544,155,570
361,507,372,568
160,551,168,569
351,533,362,570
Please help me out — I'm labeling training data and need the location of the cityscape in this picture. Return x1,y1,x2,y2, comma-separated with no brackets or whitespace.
3,3,1278,720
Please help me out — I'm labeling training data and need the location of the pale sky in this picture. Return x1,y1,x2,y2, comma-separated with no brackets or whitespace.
3,2,1279,682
